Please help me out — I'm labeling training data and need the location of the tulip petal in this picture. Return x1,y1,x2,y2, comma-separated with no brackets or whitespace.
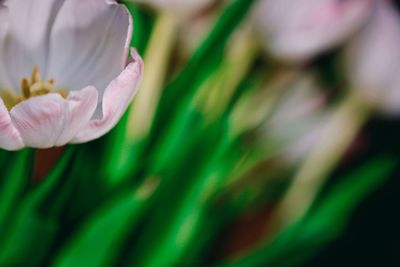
1,0,67,90
0,98,24,150
253,0,376,62
10,94,68,148
0,0,12,90
0,0,131,94
55,86,98,146
46,0,132,95
72,50,143,143
345,1,400,114
0,1,8,37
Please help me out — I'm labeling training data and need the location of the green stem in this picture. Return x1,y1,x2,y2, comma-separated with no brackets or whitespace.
127,12,178,142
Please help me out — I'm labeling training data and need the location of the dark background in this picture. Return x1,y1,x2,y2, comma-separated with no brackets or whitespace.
304,117,400,267
305,2,400,265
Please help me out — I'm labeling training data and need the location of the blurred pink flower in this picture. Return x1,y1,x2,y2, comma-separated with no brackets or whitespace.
0,0,143,150
252,0,376,62
344,0,400,115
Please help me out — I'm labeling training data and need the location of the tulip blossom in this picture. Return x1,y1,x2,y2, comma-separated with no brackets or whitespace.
344,0,400,115
252,0,376,62
0,0,143,150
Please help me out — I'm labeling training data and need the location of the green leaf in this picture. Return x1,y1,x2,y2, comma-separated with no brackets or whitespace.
126,119,241,267
0,147,76,267
54,180,156,267
219,155,397,267
148,0,257,148
0,149,34,235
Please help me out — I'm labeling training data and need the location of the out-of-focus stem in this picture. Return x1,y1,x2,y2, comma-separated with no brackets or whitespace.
127,12,178,142
223,69,303,189
195,29,260,121
269,92,371,233
230,68,302,138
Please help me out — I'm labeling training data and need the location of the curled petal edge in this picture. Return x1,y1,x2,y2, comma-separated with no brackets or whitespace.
71,48,144,143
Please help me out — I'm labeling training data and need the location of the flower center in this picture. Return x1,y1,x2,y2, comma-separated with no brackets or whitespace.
0,66,68,110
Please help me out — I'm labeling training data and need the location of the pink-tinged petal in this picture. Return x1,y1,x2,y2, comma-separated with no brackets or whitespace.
72,50,144,143
10,94,68,149
46,0,132,95
0,98,24,150
252,0,376,62
344,1,400,115
55,86,98,146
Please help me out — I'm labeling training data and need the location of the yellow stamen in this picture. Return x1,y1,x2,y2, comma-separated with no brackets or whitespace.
20,78,31,99
30,82,52,94
0,66,68,110
0,90,18,110
31,66,40,84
